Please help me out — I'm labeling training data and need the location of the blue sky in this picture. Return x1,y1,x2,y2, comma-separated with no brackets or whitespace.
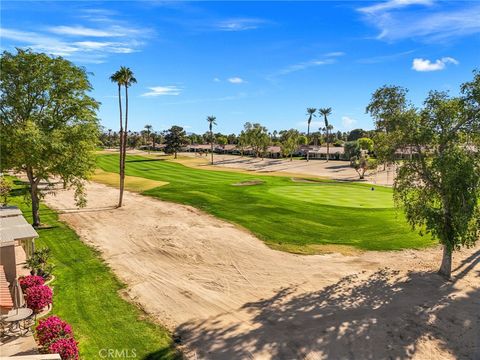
1,0,479,134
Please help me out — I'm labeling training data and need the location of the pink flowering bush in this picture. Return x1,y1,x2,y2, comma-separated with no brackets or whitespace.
36,316,73,347
19,275,45,291
48,337,79,360
25,285,52,313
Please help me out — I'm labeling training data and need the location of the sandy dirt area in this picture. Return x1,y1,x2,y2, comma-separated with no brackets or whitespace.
44,182,479,359
178,152,396,186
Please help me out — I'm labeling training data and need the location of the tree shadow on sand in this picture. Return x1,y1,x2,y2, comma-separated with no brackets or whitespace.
177,253,479,359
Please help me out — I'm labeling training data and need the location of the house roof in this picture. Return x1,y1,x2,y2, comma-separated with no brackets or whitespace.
0,207,38,247
306,146,345,154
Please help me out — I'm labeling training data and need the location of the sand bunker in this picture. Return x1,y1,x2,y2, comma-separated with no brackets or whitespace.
44,182,479,359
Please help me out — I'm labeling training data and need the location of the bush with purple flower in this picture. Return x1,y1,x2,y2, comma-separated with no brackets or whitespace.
25,285,52,313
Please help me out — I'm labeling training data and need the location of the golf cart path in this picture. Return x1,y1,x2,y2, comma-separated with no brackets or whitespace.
44,182,479,360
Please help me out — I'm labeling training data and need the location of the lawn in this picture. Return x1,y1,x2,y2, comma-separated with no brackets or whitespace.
96,154,435,252
8,179,179,360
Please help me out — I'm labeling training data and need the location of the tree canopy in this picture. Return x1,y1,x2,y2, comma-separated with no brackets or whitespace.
243,122,270,158
0,49,100,226
164,125,187,158
366,70,480,278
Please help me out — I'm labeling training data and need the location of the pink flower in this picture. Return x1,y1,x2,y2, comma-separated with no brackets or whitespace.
25,285,52,313
48,337,79,360
19,275,45,291
36,316,73,347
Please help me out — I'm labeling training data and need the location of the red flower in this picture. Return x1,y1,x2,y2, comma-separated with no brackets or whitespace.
25,285,52,313
36,316,73,347
48,337,79,360
19,275,45,291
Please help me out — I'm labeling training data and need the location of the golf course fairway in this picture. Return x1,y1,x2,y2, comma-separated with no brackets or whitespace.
96,154,435,253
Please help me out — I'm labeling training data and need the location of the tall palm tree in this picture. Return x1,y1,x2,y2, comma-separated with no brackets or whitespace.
306,108,316,162
144,124,152,153
319,107,332,162
110,70,124,206
207,116,217,165
110,66,137,207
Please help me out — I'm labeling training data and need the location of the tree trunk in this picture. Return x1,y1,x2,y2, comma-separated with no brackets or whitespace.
306,125,310,162
117,84,124,208
211,131,214,165
119,85,129,208
438,245,452,279
26,167,41,227
326,128,330,162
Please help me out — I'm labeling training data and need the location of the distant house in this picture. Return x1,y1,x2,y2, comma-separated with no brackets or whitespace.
301,146,347,160
0,206,38,313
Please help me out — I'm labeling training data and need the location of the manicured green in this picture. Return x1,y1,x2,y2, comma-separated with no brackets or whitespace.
97,154,435,252
9,179,179,360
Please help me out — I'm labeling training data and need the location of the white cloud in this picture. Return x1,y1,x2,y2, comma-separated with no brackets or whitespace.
216,18,267,31
213,77,221,82
141,86,182,97
358,1,480,42
411,57,459,71
325,51,345,57
0,28,142,62
228,77,245,84
0,11,149,63
342,116,357,130
358,0,433,14
276,58,336,76
48,25,122,37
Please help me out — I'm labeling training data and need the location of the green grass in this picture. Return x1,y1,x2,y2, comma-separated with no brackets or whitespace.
8,180,179,360
97,154,435,252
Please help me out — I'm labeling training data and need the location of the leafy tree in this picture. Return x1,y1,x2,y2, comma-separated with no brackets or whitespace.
0,49,99,226
217,136,228,147
311,131,323,147
280,129,302,161
0,176,13,206
207,116,217,164
243,122,270,158
357,137,374,152
319,108,333,161
344,141,359,159
347,128,367,141
352,153,377,180
164,126,187,159
366,71,480,278
351,138,376,179
306,108,316,161
237,131,249,156
227,133,238,145
110,66,137,207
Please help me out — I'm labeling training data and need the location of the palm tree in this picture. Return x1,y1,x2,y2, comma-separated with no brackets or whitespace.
207,116,217,165
306,108,316,162
110,70,124,206
144,124,152,153
319,107,332,162
110,66,137,207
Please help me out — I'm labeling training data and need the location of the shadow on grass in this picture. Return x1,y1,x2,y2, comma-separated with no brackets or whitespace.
126,159,166,163
177,260,480,359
